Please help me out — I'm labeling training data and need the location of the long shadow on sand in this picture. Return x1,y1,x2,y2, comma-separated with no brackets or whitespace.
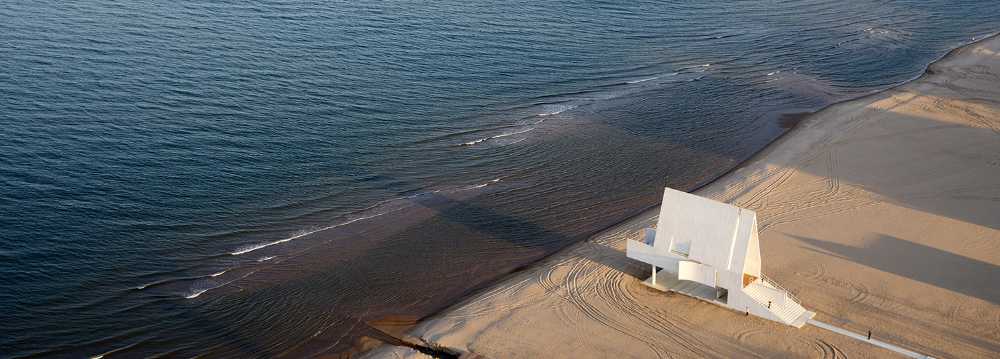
794,233,1000,305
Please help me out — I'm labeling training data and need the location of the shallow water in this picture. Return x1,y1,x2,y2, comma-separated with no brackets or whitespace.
1,1,997,357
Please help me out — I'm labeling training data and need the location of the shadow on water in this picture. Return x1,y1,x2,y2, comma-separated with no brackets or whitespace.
151,104,761,357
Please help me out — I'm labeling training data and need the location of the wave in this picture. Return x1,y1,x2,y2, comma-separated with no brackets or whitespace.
466,178,502,190
134,268,233,290
227,177,504,269
229,179,500,258
439,65,710,149
230,207,406,256
495,127,534,138
230,236,296,256
676,63,711,73
183,270,258,299
134,282,159,290
628,71,681,84
536,104,577,116
459,127,534,147
461,137,488,146
184,289,208,299
89,340,143,359
627,76,660,84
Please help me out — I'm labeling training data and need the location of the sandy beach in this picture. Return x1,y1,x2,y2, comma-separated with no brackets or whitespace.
363,34,1000,358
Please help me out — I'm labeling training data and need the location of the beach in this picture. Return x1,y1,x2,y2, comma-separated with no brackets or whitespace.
363,34,1000,358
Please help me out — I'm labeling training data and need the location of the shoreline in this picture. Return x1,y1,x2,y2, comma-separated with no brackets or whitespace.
363,33,1000,358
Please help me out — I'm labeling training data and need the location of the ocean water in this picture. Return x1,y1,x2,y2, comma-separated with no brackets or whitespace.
1,0,997,357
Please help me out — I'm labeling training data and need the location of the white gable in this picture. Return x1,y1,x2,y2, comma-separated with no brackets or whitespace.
655,188,749,270
628,187,809,328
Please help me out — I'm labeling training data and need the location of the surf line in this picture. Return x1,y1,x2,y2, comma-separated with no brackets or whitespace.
808,319,934,358
230,211,393,255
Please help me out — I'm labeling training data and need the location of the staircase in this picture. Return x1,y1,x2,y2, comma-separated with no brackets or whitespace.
743,278,814,328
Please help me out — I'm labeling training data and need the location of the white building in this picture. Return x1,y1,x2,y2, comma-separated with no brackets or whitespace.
626,187,814,327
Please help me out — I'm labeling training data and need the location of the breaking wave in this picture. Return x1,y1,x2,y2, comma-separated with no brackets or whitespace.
230,178,505,256
459,127,534,146
134,269,233,290
230,212,394,256
184,289,208,299
183,271,258,299
467,178,501,190
536,104,577,116
627,76,660,84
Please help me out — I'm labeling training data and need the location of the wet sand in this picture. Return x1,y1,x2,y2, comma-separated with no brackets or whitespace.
363,34,1000,358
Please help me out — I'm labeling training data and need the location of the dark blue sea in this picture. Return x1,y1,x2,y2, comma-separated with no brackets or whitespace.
1,1,997,357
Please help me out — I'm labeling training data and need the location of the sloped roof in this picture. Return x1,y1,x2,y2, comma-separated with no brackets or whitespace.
654,187,755,271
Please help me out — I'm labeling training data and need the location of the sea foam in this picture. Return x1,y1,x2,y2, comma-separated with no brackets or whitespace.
460,128,534,146
230,208,404,256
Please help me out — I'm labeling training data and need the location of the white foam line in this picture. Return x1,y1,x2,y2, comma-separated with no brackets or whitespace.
134,279,168,290
537,105,576,116
210,270,227,277
257,256,275,262
89,341,142,359
628,76,660,84
492,127,533,139
184,271,259,299
184,289,208,299
230,212,392,255
460,128,534,147
465,178,502,190
462,137,488,146
230,237,293,255
230,176,499,257
808,320,934,358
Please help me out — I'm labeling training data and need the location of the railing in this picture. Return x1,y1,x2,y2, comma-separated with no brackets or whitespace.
759,274,803,305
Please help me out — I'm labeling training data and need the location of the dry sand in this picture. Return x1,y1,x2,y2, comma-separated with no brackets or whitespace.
364,35,1000,359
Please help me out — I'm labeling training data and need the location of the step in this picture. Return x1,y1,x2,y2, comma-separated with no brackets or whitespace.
743,284,806,324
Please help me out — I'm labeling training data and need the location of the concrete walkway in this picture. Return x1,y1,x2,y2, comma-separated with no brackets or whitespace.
808,320,933,358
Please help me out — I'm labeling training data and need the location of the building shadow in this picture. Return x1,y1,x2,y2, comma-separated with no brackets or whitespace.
794,233,1000,305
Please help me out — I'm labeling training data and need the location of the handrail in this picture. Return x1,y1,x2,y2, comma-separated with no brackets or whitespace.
759,274,802,305
624,226,804,307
